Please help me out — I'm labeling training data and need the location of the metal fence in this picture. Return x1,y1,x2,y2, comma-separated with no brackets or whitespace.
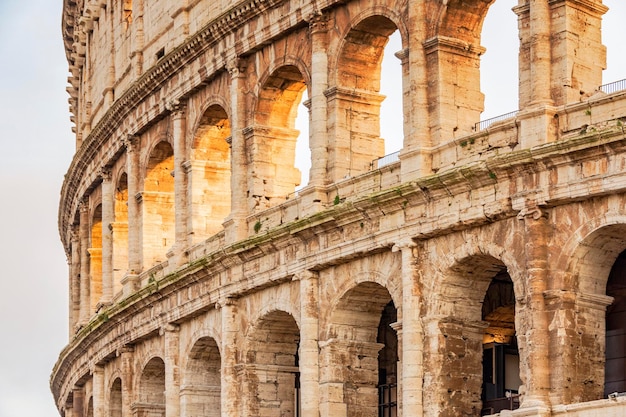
599,79,626,95
474,110,519,132
371,150,400,169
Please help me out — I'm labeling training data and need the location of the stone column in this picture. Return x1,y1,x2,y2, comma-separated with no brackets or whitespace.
130,0,144,78
423,36,485,148
307,13,329,189
100,167,114,304
220,297,240,417
224,59,248,243
517,206,551,412
92,365,105,417
118,345,135,417
122,135,141,295
528,0,553,107
163,324,181,417
403,0,432,180
393,239,423,416
69,227,81,335
73,387,85,417
79,199,91,323
167,100,190,264
296,271,320,417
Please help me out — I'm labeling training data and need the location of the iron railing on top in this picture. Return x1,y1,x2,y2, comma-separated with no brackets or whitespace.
474,110,519,132
599,78,626,94
371,150,400,170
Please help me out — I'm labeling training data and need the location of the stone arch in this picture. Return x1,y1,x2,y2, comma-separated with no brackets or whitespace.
425,249,522,416
560,221,626,401
328,14,400,179
243,309,301,417
189,102,231,242
428,0,493,43
135,356,166,416
89,204,103,312
112,171,128,292
321,281,397,417
109,376,122,417
248,64,308,210
181,335,221,417
142,141,175,266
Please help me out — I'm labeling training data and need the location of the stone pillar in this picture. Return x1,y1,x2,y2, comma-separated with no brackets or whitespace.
296,271,320,417
79,199,91,324
517,206,551,412
92,365,105,417
307,13,329,189
69,227,81,335
549,0,608,105
243,125,301,212
163,324,181,417
118,346,135,417
167,100,190,264
423,36,485,148
220,298,240,417
529,0,553,107
130,0,144,78
73,387,85,417
224,60,248,243
325,86,386,181
100,167,114,304
393,239,423,416
122,135,141,295
403,0,432,180
319,339,383,417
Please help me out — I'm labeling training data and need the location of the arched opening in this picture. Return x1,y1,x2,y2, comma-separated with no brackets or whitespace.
182,336,221,416
294,95,310,191
425,255,520,416
330,16,397,178
89,204,103,312
143,141,175,266
250,65,306,209
135,357,166,416
378,300,399,417
190,104,231,242
245,310,300,417
380,30,403,159
481,270,521,415
605,249,626,396
110,377,122,417
113,173,128,293
86,396,94,417
479,0,519,121
322,282,397,417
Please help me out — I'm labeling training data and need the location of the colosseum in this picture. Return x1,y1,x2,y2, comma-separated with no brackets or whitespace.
51,0,626,416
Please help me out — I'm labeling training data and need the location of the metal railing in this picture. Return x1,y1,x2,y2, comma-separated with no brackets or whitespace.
474,110,519,132
371,150,400,170
599,78,626,94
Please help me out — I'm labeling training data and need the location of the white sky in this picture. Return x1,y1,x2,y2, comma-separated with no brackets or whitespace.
0,1,623,416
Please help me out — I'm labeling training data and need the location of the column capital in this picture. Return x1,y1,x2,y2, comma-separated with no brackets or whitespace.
226,57,247,78
160,323,180,335
306,12,329,33
100,166,112,182
124,134,139,151
216,296,238,310
116,345,135,356
166,99,186,115
392,237,417,252
79,197,89,213
293,270,319,281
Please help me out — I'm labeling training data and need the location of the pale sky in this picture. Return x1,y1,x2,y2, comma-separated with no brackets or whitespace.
0,1,623,417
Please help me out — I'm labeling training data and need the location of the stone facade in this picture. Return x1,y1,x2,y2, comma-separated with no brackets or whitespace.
52,0,626,416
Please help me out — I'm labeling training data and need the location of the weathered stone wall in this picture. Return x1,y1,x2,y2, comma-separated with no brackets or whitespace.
53,0,626,416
